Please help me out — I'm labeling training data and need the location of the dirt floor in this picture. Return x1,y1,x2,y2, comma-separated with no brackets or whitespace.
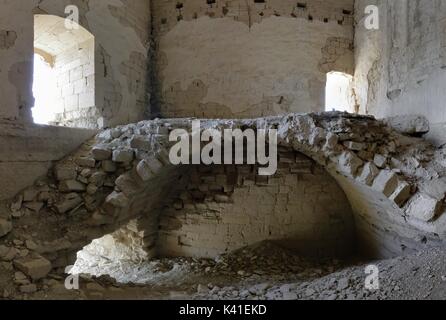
12,241,444,300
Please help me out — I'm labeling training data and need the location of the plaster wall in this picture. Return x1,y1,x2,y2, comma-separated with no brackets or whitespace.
354,0,446,146
0,0,152,128
153,0,355,118
0,0,151,201
158,153,355,259
0,122,96,200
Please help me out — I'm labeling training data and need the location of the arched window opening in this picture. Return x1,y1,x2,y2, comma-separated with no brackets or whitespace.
33,14,95,127
325,71,354,113
32,52,59,125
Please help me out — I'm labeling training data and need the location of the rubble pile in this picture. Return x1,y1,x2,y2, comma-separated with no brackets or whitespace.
4,239,446,300
1,112,446,299
195,245,446,301
0,121,177,298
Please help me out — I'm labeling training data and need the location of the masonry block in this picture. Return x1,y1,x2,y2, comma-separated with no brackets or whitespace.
357,162,379,186
338,151,363,177
406,194,442,222
372,170,399,197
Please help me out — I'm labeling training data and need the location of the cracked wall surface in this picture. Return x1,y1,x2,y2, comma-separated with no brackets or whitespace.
0,0,151,128
0,0,356,201
45,27,96,127
354,0,446,146
0,30,17,49
0,0,152,203
153,0,354,118
0,123,96,201
158,160,355,259
2,112,446,287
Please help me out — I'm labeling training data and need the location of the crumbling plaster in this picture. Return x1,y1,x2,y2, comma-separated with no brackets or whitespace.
158,160,356,259
2,112,446,280
0,0,151,128
354,0,446,146
0,0,357,205
3,0,446,286
153,0,354,118
0,0,152,202
0,1,34,122
0,121,96,201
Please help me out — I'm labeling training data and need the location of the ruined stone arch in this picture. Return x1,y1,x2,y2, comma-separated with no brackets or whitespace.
3,113,446,274
83,113,446,260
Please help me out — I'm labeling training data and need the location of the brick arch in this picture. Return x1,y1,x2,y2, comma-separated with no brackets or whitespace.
156,156,356,259
3,112,446,275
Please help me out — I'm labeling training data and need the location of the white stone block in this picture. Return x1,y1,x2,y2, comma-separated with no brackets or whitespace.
338,151,363,177
61,83,74,96
374,154,387,168
357,162,379,186
136,160,154,182
372,170,399,197
385,115,430,135
69,66,83,82
74,78,87,94
106,192,129,208
79,91,95,108
64,94,79,112
113,149,134,163
406,194,442,222
83,63,95,77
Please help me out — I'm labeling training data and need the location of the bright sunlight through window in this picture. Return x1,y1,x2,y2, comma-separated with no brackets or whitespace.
325,71,353,113
32,53,60,125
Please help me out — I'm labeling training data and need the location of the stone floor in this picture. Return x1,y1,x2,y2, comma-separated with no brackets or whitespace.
6,241,445,300
2,113,446,300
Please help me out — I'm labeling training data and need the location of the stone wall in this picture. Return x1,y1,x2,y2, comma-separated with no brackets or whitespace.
152,0,354,118
0,122,96,201
158,153,355,259
3,112,446,295
0,0,152,202
354,0,446,146
0,1,34,122
52,38,95,127
0,0,151,128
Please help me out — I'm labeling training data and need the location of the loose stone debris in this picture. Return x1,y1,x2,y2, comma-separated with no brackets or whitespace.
1,112,446,300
